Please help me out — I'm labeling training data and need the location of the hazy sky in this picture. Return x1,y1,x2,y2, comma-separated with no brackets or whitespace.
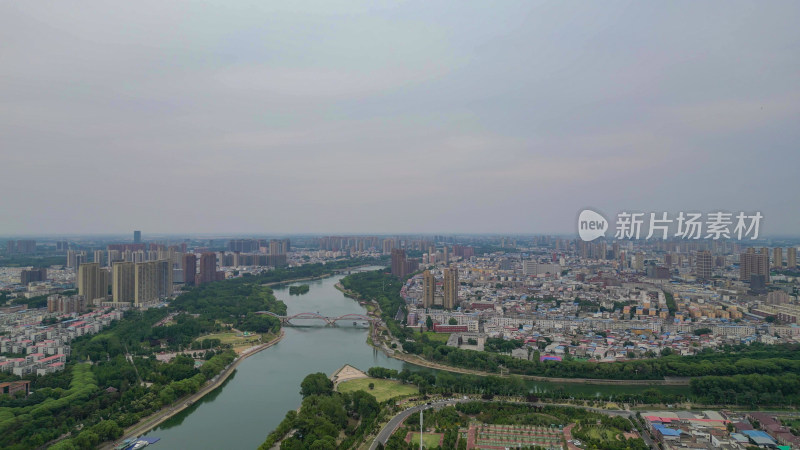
1,1,798,236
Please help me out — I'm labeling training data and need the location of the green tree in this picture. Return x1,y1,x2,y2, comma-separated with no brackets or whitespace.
448,318,458,325
426,316,434,331
300,373,334,398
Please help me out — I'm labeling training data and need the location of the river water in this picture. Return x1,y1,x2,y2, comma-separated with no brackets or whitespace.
143,266,689,449
143,266,408,449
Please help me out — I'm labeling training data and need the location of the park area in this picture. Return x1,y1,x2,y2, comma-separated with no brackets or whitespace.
413,331,450,343
194,331,266,353
406,432,443,448
336,377,418,402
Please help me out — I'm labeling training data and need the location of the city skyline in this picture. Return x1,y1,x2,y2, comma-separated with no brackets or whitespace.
3,2,800,449
2,1,798,234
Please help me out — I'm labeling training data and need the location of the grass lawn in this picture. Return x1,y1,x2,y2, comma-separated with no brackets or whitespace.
584,426,619,441
409,432,442,448
195,332,265,352
337,377,418,402
414,331,450,343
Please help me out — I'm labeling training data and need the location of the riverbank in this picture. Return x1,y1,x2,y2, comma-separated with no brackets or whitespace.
264,274,331,287
102,330,286,449
387,351,690,385
264,264,379,288
339,278,690,386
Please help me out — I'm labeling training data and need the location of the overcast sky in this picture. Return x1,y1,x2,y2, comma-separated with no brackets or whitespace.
1,1,798,236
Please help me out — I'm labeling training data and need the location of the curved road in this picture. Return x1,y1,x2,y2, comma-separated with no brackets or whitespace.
370,399,468,450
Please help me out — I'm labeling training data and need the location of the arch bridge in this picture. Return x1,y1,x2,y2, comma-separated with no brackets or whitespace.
255,311,377,326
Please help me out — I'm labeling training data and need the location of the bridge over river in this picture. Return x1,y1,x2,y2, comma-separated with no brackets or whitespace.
255,311,378,326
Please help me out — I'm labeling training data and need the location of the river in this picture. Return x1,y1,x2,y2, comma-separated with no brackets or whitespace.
143,266,408,449
143,266,689,449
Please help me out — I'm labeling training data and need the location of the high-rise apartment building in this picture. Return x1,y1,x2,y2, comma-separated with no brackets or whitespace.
156,259,172,298
134,262,157,306
422,270,435,308
129,260,172,306
788,247,797,269
453,245,475,259
67,250,88,269
20,268,47,285
134,230,142,243
93,250,105,267
198,252,217,285
695,250,713,280
443,267,458,310
77,263,105,305
391,249,407,279
632,253,645,271
228,239,259,253
8,240,37,254
268,239,290,255
773,247,783,269
740,248,769,283
112,261,135,303
183,254,197,286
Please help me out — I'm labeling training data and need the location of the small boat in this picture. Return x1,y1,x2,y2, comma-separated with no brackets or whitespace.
130,440,149,450
114,438,135,450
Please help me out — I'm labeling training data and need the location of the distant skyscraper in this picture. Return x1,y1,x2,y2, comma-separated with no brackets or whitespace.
267,239,290,255
391,248,407,279
632,253,645,271
20,268,47,285
740,248,769,283
228,239,259,253
788,247,797,269
93,250,105,267
269,240,280,255
156,259,173,298
198,252,217,285
695,250,713,280
422,270,435,308
183,254,197,286
6,240,36,253
772,247,783,269
15,240,36,254
134,230,142,243
443,267,458,310
112,261,135,303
